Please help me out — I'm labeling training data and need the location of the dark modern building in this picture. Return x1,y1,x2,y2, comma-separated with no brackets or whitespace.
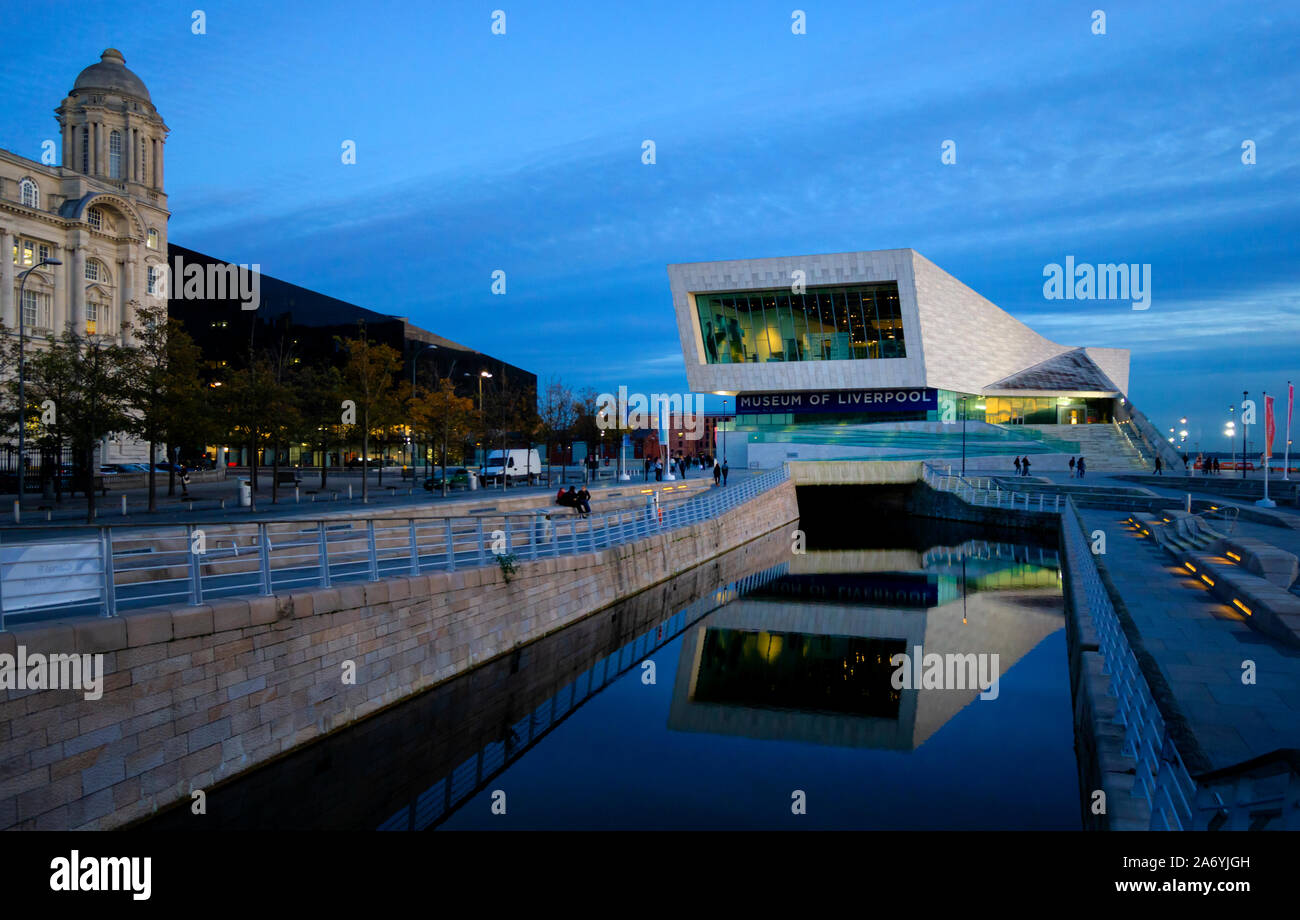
167,243,536,467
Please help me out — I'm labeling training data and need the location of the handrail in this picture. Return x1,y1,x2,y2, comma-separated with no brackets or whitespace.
1061,498,1197,829
0,466,792,628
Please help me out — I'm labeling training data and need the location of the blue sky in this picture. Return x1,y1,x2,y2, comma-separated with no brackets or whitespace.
4,0,1298,450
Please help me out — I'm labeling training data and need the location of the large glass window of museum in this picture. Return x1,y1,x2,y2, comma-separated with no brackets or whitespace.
695,282,905,364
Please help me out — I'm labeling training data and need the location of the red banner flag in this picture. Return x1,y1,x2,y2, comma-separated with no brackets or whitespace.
1265,394,1275,459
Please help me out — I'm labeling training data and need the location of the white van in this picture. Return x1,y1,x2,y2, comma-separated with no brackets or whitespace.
482,449,542,486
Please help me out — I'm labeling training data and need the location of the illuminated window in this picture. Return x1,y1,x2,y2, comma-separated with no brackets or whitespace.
695,282,905,364
146,228,159,249
21,240,34,266
87,300,98,334
87,207,103,230
19,178,39,208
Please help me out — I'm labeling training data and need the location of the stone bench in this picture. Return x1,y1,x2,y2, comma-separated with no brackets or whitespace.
1219,537,1299,589
1183,552,1300,647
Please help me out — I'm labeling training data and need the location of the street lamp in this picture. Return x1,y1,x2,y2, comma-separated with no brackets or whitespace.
721,398,728,466
960,395,968,477
16,257,62,502
1242,391,1249,480
464,370,492,468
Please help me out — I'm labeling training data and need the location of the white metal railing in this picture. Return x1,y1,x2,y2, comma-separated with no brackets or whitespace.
1062,499,1197,829
0,466,791,628
921,462,1062,512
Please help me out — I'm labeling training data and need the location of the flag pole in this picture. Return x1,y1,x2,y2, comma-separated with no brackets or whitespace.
1258,391,1275,507
1285,381,1292,482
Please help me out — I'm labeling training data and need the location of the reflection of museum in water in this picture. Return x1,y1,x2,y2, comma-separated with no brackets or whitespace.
669,541,1064,751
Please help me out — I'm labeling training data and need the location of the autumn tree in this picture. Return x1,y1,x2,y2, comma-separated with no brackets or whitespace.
338,326,403,502
411,378,475,497
123,304,209,510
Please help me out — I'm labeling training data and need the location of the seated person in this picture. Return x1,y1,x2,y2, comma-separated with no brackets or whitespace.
577,487,591,515
557,486,580,510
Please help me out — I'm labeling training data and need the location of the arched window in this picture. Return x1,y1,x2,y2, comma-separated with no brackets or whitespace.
19,179,39,209
146,229,159,250
87,207,103,230
85,259,109,283
109,130,122,179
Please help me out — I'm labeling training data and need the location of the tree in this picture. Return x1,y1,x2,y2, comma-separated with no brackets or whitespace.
411,378,474,497
571,387,601,471
123,304,208,511
292,362,345,490
537,377,574,486
23,329,134,522
338,325,403,503
218,355,291,509
1,325,74,501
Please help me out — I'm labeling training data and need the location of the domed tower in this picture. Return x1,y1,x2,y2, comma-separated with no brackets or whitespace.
57,48,168,190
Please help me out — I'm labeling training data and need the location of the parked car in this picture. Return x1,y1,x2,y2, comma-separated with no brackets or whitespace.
345,457,385,469
480,449,542,486
424,467,470,490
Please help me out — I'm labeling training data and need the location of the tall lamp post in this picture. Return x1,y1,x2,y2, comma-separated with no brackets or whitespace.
411,343,437,479
721,398,728,465
465,370,492,469
1242,391,1249,480
16,257,63,502
960,395,968,477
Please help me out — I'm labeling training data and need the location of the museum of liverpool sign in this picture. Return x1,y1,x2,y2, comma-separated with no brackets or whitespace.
736,388,938,415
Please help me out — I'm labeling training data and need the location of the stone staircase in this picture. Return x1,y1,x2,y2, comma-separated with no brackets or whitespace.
1015,423,1151,472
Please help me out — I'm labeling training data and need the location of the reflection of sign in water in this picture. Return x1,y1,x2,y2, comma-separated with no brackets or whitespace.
1,540,102,612
751,573,938,608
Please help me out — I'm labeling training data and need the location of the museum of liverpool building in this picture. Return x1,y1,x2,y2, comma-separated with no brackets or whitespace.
669,249,1157,470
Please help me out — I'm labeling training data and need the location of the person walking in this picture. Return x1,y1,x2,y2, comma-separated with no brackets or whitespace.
180,463,192,497
713,459,721,485
679,455,688,479
1213,457,1221,475
654,458,663,482
643,456,650,482
1021,455,1031,477
1068,457,1075,476
1154,456,1162,475
721,460,729,486
1077,455,1086,478
1014,456,1022,476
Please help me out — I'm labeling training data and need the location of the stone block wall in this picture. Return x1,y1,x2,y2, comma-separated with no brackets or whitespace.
0,479,799,830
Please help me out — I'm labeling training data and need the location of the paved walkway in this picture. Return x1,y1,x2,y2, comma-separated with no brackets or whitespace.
1081,506,1300,771
1,466,759,531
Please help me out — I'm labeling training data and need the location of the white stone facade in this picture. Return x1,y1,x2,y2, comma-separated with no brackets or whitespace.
1,49,170,464
669,248,1130,399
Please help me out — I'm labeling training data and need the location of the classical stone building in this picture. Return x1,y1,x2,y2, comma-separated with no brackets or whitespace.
0,48,169,464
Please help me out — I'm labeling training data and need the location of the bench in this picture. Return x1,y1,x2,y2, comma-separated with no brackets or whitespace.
275,471,302,486
1183,552,1300,647
1220,537,1299,589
